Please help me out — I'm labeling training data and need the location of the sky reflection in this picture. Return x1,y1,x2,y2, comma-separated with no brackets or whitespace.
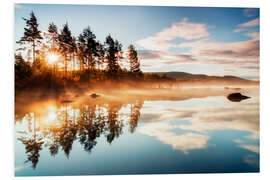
14,87,259,175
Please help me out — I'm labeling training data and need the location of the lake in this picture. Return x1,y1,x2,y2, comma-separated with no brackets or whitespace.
14,87,260,176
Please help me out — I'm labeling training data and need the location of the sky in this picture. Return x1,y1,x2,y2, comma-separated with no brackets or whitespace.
14,4,260,80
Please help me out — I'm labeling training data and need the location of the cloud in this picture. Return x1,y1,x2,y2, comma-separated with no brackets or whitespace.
137,88,259,155
137,35,259,78
233,28,242,33
138,122,210,154
179,34,259,62
245,32,259,40
140,92,259,140
135,17,259,79
138,50,195,63
15,165,25,172
136,18,210,51
239,145,259,154
179,105,260,135
136,50,196,70
239,18,259,28
138,92,259,154
233,18,259,33
243,8,259,17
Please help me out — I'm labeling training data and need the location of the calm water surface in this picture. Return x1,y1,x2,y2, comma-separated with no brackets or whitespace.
14,88,259,176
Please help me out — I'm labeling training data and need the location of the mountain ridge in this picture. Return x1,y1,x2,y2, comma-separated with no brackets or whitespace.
145,71,259,85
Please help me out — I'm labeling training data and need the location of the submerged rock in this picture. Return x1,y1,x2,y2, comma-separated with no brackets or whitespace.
90,93,100,98
224,87,242,91
61,100,73,103
227,93,250,102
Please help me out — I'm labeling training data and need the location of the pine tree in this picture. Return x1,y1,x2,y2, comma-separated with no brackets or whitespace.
78,26,97,71
71,36,77,72
17,11,43,64
128,45,141,73
96,41,105,70
58,23,73,74
104,35,122,73
47,22,58,50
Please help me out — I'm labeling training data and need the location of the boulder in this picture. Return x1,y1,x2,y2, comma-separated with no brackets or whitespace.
227,93,250,102
90,93,100,98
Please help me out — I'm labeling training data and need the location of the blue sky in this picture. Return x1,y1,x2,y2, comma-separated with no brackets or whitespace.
14,4,260,80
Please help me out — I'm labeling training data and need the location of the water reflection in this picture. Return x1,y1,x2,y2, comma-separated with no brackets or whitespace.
138,94,259,155
15,87,259,173
15,98,143,168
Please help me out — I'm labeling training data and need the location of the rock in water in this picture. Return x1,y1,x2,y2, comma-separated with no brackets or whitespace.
227,93,250,102
61,100,73,103
90,93,100,98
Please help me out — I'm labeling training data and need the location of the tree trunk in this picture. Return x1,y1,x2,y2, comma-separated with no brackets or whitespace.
65,54,67,77
33,41,35,63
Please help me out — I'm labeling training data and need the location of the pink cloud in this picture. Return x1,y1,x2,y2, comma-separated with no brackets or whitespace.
233,28,243,33
136,18,259,79
179,34,259,61
245,32,259,40
239,18,259,28
136,18,210,51
233,18,259,33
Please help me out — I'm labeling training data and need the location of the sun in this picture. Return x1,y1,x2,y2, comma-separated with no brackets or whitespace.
46,53,59,64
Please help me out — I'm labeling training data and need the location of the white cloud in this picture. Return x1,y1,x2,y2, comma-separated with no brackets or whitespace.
178,34,259,62
138,122,210,154
136,18,210,51
239,18,259,28
239,145,259,154
233,18,259,33
135,17,259,79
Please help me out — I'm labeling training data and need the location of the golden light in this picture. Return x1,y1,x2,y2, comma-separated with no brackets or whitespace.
46,53,59,64
42,106,57,125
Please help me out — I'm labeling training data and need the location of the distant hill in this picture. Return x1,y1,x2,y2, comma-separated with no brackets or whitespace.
151,71,259,86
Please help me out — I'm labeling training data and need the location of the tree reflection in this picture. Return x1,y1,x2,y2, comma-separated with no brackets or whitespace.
15,99,143,169
17,113,44,169
18,137,44,169
129,101,143,133
105,103,124,144
78,104,105,152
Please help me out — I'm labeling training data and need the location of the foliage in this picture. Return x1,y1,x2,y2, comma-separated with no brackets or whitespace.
128,44,141,73
15,11,173,92
16,11,43,63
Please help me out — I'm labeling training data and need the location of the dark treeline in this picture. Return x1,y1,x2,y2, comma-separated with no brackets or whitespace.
15,11,172,93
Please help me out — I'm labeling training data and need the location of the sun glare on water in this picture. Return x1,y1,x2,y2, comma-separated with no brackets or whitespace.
47,53,59,64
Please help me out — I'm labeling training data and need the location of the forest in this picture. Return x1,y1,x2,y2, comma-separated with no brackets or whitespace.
15,11,174,95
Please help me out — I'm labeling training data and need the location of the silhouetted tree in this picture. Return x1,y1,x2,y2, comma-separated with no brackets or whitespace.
104,35,122,73
17,11,43,64
96,41,105,70
15,53,32,89
58,23,73,75
47,22,58,50
78,26,98,71
71,36,77,72
128,44,141,73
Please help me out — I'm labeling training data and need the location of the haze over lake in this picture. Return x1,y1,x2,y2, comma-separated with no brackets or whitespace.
15,87,259,176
